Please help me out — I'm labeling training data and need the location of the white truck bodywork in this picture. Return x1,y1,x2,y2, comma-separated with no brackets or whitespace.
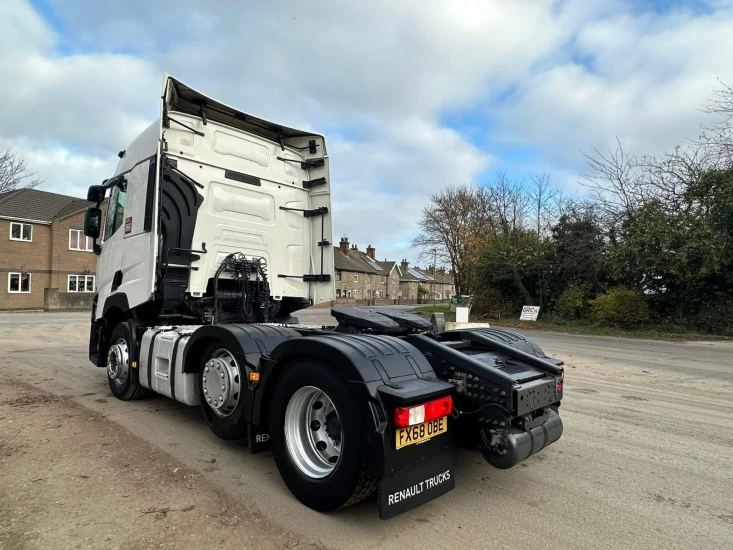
94,75,334,320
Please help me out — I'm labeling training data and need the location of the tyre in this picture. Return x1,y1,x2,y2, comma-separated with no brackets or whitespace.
199,344,249,440
107,322,148,400
269,359,376,512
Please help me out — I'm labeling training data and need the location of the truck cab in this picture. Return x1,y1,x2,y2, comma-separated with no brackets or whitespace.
87,75,334,361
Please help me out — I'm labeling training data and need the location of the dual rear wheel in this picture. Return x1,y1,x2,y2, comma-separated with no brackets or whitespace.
198,352,376,511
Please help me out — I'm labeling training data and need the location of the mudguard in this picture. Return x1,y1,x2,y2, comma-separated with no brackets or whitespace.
181,323,301,425
264,333,456,519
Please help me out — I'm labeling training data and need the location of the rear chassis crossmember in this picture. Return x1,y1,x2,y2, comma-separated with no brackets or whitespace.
406,326,564,469
330,308,565,469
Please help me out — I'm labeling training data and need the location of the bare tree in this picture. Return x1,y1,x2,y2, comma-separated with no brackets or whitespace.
485,171,529,236
413,184,492,295
638,143,712,214
528,173,560,237
0,150,42,194
701,80,733,166
580,139,645,228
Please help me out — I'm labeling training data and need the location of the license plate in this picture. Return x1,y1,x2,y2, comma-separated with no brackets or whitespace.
395,417,447,449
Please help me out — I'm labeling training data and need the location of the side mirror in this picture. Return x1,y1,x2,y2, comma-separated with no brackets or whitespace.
87,185,105,203
84,207,102,240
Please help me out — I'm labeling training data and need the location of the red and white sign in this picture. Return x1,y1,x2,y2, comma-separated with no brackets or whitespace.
124,216,133,234
520,305,540,321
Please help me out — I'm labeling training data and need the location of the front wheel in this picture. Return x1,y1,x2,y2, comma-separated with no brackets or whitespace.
269,359,376,512
107,322,148,400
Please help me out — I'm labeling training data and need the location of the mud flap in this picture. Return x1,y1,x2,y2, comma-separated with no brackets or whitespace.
378,451,454,519
247,424,271,454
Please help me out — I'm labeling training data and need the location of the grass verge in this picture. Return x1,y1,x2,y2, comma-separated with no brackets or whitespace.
413,306,731,342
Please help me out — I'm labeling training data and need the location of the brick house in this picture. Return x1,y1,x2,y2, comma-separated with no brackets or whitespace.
396,260,455,302
334,237,455,304
0,189,98,311
334,237,389,301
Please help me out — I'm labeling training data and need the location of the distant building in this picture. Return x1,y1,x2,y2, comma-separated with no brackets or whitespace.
396,260,455,301
334,237,389,300
0,188,97,311
334,237,454,303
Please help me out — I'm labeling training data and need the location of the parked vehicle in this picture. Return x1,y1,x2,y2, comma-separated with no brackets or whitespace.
84,75,564,519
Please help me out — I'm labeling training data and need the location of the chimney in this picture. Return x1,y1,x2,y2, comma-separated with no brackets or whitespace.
366,245,375,259
350,244,358,251
401,259,409,271
428,265,435,275
339,236,349,254
438,266,446,275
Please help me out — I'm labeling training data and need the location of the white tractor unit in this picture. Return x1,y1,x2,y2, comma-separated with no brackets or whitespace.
84,75,564,519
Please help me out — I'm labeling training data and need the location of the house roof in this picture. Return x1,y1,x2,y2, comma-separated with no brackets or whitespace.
0,188,93,223
397,264,455,285
335,247,388,275
377,260,396,274
347,249,385,274
334,249,369,272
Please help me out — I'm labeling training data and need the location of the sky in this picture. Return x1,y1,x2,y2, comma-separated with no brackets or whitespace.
2,0,732,264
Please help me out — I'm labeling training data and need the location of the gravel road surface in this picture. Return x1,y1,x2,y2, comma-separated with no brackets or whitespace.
1,311,731,549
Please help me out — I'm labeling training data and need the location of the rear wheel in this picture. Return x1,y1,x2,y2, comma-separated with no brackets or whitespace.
199,345,249,440
269,359,376,512
107,322,148,400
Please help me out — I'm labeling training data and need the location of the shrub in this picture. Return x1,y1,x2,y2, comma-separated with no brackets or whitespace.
555,286,589,319
692,295,733,335
590,288,650,327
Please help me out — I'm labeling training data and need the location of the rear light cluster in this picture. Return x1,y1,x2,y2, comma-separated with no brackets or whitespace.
557,369,564,391
394,396,453,428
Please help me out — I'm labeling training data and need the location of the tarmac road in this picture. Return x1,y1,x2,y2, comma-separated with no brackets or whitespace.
1,311,732,549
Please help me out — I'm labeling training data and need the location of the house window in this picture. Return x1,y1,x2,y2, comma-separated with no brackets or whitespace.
353,274,358,282
9,222,32,242
381,275,386,283
69,229,94,251
336,289,341,298
347,290,351,298
353,290,358,297
8,272,31,293
336,271,342,281
68,275,95,292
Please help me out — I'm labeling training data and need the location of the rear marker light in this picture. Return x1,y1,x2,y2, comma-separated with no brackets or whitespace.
394,396,453,428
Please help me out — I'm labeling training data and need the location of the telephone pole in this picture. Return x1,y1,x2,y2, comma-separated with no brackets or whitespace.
432,248,437,307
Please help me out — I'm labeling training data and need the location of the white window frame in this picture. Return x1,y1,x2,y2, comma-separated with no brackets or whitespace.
69,229,93,252
9,222,33,242
8,272,31,293
67,274,96,293
353,273,358,282
336,271,342,281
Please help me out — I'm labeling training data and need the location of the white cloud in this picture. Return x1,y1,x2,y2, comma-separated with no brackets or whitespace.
0,137,114,199
493,2,733,180
2,0,733,263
